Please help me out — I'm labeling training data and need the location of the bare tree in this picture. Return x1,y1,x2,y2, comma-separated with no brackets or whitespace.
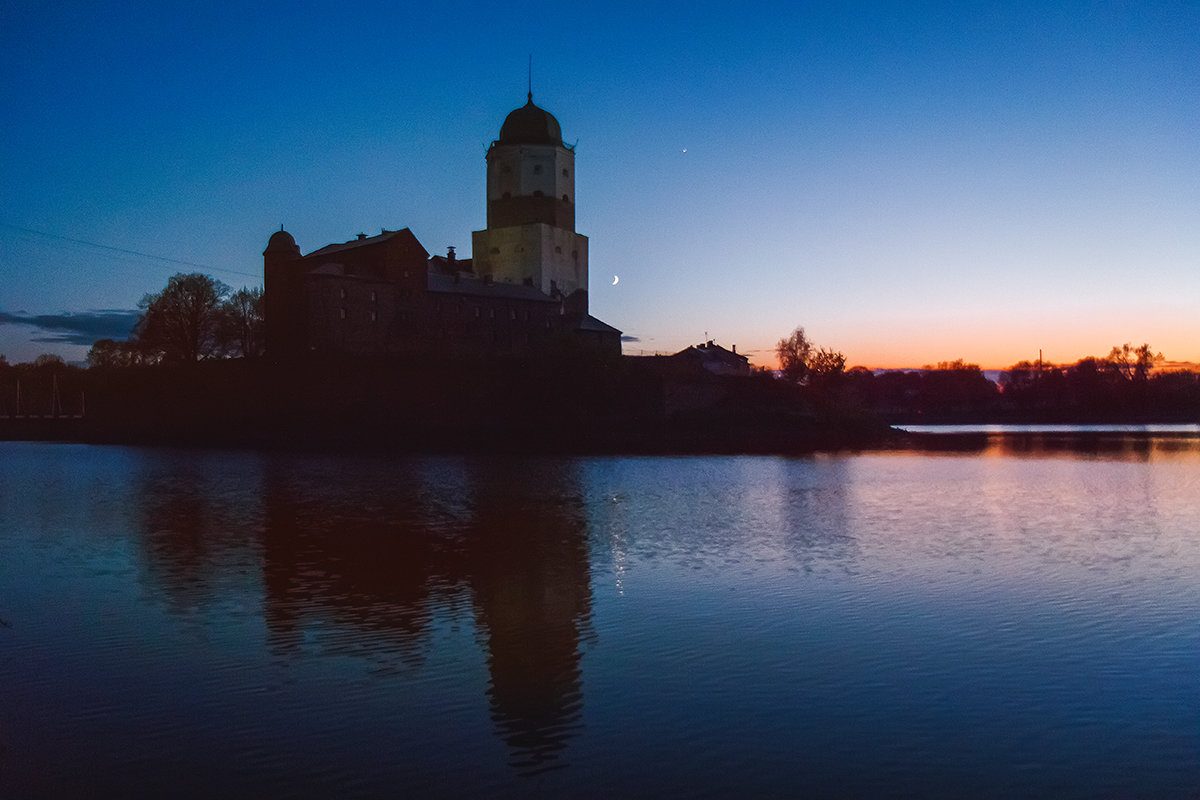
776,327,813,383
1106,342,1162,381
808,347,847,379
136,273,231,363
220,286,264,358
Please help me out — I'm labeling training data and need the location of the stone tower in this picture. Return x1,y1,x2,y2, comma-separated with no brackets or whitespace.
471,95,589,310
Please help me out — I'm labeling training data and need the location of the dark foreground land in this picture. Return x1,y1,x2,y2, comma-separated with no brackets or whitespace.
0,356,894,454
5,354,1197,454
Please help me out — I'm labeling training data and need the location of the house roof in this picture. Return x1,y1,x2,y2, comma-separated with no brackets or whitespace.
673,341,748,364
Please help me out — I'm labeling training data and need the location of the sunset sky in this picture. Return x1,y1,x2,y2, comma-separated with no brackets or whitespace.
2,1,1197,368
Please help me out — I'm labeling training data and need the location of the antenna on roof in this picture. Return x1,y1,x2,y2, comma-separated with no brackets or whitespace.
527,54,533,102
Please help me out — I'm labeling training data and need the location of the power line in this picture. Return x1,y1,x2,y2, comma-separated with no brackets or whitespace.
1,222,260,280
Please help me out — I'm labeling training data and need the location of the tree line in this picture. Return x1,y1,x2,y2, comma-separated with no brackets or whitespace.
87,273,263,367
775,327,1198,423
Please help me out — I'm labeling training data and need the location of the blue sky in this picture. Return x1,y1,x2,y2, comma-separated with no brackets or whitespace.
2,1,1197,367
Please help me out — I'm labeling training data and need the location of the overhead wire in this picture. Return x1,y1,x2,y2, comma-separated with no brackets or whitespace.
0,222,261,280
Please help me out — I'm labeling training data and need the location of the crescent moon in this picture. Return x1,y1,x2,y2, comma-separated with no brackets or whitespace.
612,275,620,286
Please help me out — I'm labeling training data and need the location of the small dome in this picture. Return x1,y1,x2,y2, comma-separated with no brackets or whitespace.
265,229,299,255
498,94,563,146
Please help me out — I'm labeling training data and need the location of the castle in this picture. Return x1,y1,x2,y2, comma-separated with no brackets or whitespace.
263,95,621,359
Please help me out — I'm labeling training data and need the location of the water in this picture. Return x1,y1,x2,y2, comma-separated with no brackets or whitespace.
2,439,1199,797
899,423,1200,434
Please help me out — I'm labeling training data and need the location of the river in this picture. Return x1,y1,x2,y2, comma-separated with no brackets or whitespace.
2,436,1198,797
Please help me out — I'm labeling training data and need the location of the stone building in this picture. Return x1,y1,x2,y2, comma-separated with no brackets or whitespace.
264,95,620,360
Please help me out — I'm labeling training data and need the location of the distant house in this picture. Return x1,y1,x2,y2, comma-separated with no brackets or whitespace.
669,341,751,377
264,95,620,360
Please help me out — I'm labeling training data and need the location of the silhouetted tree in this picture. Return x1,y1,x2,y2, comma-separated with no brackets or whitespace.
86,338,145,369
33,353,66,368
135,272,231,363
1105,342,1162,382
808,347,847,380
776,327,813,383
219,286,264,358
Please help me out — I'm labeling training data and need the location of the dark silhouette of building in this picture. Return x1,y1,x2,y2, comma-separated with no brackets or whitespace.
668,340,751,377
264,96,620,359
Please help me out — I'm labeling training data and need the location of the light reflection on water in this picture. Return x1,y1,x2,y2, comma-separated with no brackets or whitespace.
2,438,1199,797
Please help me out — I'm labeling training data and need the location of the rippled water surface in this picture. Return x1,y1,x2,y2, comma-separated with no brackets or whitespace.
3,439,1199,797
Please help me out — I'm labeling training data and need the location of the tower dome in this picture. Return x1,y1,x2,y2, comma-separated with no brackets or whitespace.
498,94,563,146
264,229,299,255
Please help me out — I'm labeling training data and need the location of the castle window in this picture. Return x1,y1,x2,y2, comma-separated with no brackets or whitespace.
369,310,377,322
533,190,544,197
562,194,569,202
370,291,377,302
562,168,568,177
339,288,347,300
533,164,542,174
338,308,347,320
555,246,562,254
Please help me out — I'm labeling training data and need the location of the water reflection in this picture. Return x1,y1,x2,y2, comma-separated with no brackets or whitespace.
902,431,1200,461
461,461,591,773
132,455,597,772
135,450,265,615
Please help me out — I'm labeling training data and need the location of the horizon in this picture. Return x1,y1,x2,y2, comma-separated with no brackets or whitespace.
3,2,1197,369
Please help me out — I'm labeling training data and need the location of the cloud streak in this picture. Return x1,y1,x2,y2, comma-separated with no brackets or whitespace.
0,310,139,346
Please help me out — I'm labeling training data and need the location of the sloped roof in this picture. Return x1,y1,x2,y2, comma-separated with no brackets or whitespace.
305,228,424,259
427,272,558,302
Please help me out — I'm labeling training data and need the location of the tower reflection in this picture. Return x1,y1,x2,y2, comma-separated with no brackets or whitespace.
254,455,592,772
460,460,592,773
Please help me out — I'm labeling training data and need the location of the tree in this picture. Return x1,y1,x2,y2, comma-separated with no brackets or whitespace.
135,273,231,363
33,353,66,369
776,327,813,383
219,286,265,358
808,347,847,380
86,338,145,369
1105,342,1162,382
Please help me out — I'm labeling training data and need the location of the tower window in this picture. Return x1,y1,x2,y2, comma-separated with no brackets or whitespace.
562,194,569,202
369,310,377,322
370,291,377,302
533,190,544,197
338,308,347,320
562,168,568,176
555,246,562,253
339,288,347,300
533,164,542,174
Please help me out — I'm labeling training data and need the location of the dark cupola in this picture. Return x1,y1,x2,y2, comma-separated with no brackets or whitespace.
498,94,564,147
